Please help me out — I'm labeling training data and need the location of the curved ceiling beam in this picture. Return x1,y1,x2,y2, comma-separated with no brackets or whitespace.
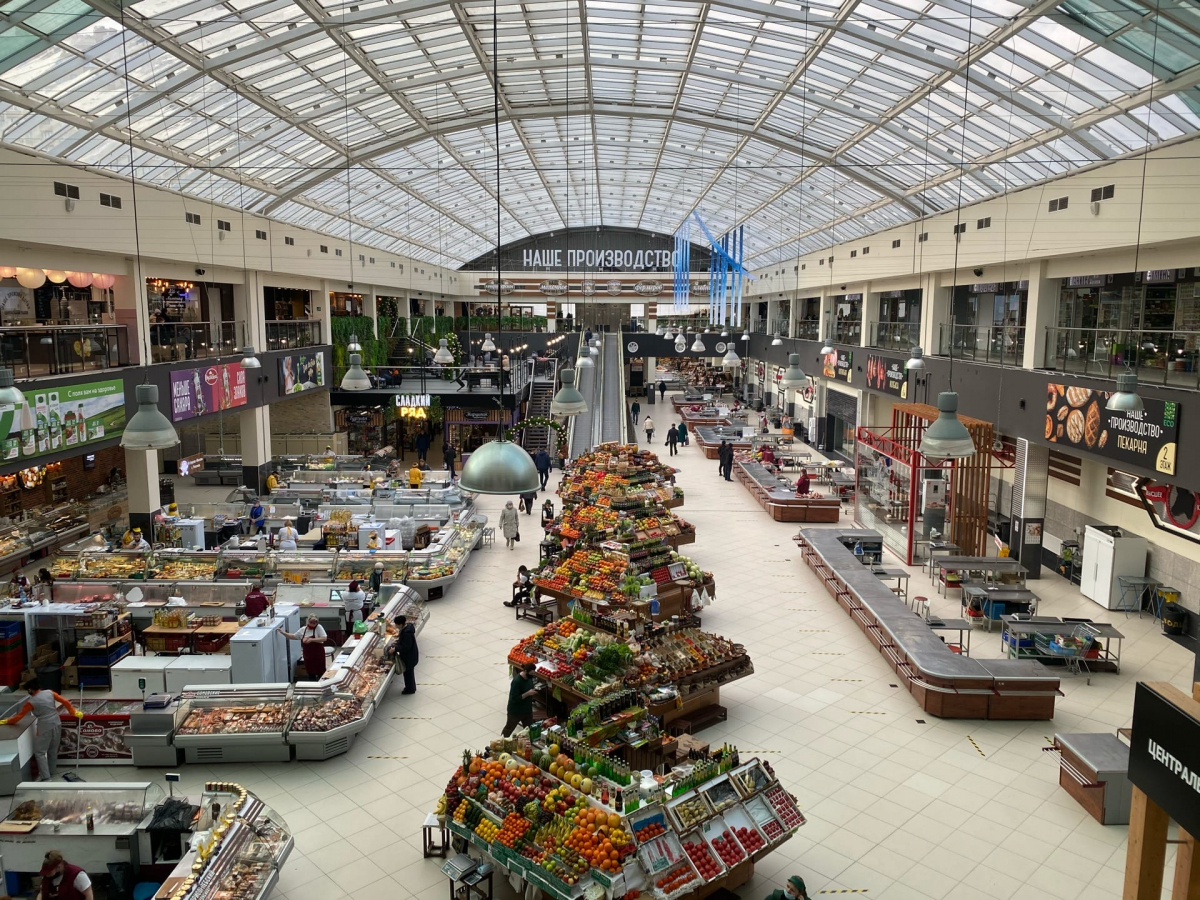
260,101,924,217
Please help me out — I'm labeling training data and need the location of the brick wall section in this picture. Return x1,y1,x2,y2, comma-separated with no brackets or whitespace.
268,391,334,433
2,445,126,515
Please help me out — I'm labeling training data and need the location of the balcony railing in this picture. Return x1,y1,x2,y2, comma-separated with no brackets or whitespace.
0,325,130,378
1043,326,1200,389
149,321,244,363
870,322,921,352
266,320,323,350
834,321,861,344
793,320,820,341
938,323,1025,366
332,358,535,394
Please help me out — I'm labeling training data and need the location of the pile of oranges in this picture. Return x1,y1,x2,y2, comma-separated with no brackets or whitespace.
496,813,531,847
562,808,630,873
467,757,507,789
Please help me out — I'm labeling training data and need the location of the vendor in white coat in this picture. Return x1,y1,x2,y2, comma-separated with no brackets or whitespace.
0,679,83,781
276,516,299,551
342,580,366,625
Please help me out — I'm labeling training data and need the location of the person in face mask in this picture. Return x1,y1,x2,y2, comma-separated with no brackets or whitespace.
766,875,808,900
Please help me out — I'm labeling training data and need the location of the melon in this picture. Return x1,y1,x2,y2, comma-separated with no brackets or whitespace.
570,773,583,789
580,778,593,795
548,743,560,757
498,752,511,764
505,758,520,772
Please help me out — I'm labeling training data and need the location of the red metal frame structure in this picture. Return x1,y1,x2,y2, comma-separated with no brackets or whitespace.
855,403,996,564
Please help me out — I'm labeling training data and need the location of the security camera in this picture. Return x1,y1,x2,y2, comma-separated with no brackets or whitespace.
973,268,983,277
195,268,206,276
840,285,846,290
348,283,353,289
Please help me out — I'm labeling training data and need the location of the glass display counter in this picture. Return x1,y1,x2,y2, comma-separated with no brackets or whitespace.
215,549,275,581
162,782,292,900
0,527,33,569
274,551,336,584
333,551,407,583
406,519,481,599
0,782,166,874
24,502,90,551
148,550,220,581
287,693,371,760
77,549,150,581
174,689,294,764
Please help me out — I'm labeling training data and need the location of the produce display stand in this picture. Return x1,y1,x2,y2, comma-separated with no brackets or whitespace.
430,736,803,900
733,460,839,523
152,781,292,900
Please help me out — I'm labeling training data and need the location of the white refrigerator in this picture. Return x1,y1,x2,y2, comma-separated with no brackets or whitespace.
1081,525,1148,609
230,604,301,684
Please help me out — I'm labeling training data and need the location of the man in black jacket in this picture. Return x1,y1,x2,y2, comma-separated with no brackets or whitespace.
533,448,552,490
719,441,734,481
442,441,457,480
398,611,419,694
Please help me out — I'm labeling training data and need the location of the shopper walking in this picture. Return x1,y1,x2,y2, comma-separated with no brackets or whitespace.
520,489,537,515
666,425,679,456
502,662,540,736
631,399,640,423
415,430,430,463
717,441,728,477
443,441,457,480
500,500,520,550
643,415,654,444
533,448,552,490
677,420,688,446
398,610,419,694
0,680,82,781
720,442,734,481
765,875,810,900
658,381,666,401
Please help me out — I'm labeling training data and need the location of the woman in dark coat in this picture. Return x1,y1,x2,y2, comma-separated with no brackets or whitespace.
398,611,419,694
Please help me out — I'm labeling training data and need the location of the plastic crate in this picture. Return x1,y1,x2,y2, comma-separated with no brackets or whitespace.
79,671,111,687
145,634,190,653
194,635,231,654
78,643,132,667
0,621,22,639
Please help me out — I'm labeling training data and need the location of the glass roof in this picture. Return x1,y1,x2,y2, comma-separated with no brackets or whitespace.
2,0,1199,268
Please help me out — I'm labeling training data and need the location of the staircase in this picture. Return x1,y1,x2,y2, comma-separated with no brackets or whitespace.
523,381,554,453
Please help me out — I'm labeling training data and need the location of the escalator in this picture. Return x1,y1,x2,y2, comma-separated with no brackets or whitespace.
568,333,626,457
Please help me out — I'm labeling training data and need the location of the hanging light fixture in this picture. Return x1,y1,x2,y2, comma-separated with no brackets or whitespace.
1106,370,1144,412
39,335,53,346
66,271,92,288
820,333,834,355
550,368,588,416
347,333,362,353
0,368,24,408
481,332,497,353
433,337,455,364
740,330,749,342
15,268,45,289
906,347,925,371
690,333,705,352
919,392,977,461
576,344,595,369
780,353,807,389
340,353,372,390
771,332,783,346
721,345,740,368
240,346,261,370
121,384,180,450
674,331,687,353
655,323,665,336
720,326,730,338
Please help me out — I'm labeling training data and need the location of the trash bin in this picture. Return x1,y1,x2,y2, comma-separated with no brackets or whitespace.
34,664,62,693
1161,602,1189,636
108,862,134,900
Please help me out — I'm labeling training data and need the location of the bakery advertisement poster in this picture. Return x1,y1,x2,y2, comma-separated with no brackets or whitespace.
169,362,248,422
866,354,908,398
1046,383,1180,475
59,715,134,763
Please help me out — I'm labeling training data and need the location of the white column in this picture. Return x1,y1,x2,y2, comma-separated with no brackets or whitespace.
126,446,161,534
860,283,876,348
1023,259,1058,370
819,289,834,343
240,406,272,494
920,271,949,355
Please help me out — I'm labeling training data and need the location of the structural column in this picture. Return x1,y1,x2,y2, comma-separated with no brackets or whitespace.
241,406,272,495
858,283,876,348
1010,438,1049,578
126,447,162,537
545,300,558,333
1023,259,1058,370
919,271,949,356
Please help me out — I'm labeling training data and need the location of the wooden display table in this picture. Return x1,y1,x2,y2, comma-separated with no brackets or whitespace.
735,461,840,522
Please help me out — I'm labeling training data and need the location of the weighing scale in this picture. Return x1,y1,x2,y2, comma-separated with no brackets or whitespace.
441,854,478,882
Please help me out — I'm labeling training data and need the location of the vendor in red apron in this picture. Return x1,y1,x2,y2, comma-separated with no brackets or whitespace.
38,850,93,900
285,615,328,680
243,580,270,618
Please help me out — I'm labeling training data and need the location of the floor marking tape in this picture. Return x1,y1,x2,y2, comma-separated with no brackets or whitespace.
848,711,887,715
817,890,870,894
797,629,830,633
367,755,410,759
830,678,864,682
429,655,461,659
967,735,986,757
392,716,430,720
811,651,845,656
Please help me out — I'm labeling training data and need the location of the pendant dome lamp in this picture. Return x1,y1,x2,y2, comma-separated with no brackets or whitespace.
721,345,740,368
771,332,783,346
674,332,687,353
433,338,455,364
0,368,24,409
919,392,977,461
481,332,497,353
655,323,665,336
820,334,834,356
458,0,541,497
121,384,180,450
1106,370,1144,412
905,346,925,371
690,333,705,352
740,330,749,342
550,368,588,416
346,333,362,353
780,353,807,389
340,353,372,390
240,346,261,369
720,326,730,338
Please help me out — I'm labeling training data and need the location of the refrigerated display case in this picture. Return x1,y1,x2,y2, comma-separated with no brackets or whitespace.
23,503,90,552
215,548,276,581
174,687,294,763
148,550,220,581
0,529,34,571
76,549,150,581
405,518,484,599
274,551,336,584
0,781,166,874
333,551,407,584
286,694,370,760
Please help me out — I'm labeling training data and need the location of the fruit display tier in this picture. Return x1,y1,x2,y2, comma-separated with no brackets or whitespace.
551,505,695,549
435,744,802,900
509,619,753,712
557,444,685,511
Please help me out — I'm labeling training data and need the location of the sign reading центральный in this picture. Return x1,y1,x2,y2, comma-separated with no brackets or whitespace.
1128,682,1200,837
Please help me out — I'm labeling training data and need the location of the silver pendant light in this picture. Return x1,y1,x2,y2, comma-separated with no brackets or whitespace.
721,345,740,368
240,346,261,369
820,334,834,355
919,392,977,461
121,384,180,450
674,331,687,353
347,333,362,353
1106,371,1144,412
780,353,807,389
550,368,588,416
481,332,497,353
690,333,705,352
340,353,372,390
905,346,925,371
771,332,783,346
740,330,749,342
433,337,455,364
655,323,665,336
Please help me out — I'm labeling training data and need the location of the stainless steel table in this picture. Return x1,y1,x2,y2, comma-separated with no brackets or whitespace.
927,617,972,656
872,566,910,602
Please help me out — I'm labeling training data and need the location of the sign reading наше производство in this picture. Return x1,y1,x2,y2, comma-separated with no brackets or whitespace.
1046,383,1179,475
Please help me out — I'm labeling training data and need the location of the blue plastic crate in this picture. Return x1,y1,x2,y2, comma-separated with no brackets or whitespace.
78,643,131,667
0,621,22,639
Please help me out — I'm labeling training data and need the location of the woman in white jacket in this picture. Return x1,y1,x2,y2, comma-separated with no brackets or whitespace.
499,501,520,550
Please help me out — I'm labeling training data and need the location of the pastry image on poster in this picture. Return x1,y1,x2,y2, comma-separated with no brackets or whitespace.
1046,383,1180,475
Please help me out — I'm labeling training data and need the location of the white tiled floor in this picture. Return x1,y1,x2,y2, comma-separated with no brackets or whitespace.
28,391,1199,899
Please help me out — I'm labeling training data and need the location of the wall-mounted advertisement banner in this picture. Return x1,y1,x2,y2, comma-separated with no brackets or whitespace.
170,363,248,422
866,354,908,398
0,378,125,462
1046,383,1179,475
279,353,327,395
822,349,853,381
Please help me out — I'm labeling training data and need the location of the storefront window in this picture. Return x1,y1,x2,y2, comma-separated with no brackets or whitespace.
833,294,862,343
146,279,238,363
942,281,1028,364
796,297,821,340
330,292,363,317
872,289,921,350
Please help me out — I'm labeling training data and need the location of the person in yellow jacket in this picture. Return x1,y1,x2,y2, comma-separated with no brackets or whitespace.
265,471,280,492
408,463,423,489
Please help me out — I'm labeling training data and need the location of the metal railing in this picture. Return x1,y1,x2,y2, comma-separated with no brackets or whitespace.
793,320,820,341
266,320,324,350
149,320,243,363
1043,326,1200,389
937,323,1025,366
870,322,921,352
331,358,535,394
834,321,862,344
0,325,130,377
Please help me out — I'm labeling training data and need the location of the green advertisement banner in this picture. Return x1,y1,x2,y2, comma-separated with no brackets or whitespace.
0,378,126,463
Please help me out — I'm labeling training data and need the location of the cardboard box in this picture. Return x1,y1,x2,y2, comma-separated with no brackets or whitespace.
675,733,709,761
31,643,58,667
60,657,78,689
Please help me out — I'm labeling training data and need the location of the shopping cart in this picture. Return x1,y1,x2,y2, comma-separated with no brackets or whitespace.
1033,624,1097,677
